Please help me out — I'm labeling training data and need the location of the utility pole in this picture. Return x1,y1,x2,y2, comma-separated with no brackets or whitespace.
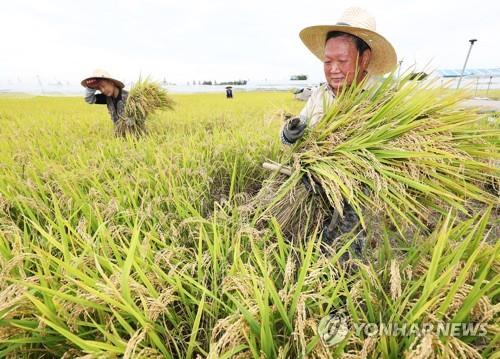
486,76,493,97
456,38,477,89
397,60,403,78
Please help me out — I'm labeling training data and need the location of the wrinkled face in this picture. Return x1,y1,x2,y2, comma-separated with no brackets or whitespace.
97,80,117,97
323,35,371,94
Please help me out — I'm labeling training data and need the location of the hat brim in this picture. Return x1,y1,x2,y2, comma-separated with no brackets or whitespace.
81,76,125,89
299,25,397,76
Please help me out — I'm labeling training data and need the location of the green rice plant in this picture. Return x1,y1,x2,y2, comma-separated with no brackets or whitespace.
0,93,497,358
116,78,175,137
257,74,499,237
0,92,301,357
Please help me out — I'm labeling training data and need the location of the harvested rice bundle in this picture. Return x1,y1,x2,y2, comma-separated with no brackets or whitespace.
116,78,174,137
257,74,499,236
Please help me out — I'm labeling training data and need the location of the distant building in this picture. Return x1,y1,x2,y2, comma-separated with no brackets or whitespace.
437,68,500,91
437,68,500,78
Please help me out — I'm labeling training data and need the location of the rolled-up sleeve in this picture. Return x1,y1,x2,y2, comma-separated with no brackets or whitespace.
299,85,336,129
84,88,106,104
299,96,314,124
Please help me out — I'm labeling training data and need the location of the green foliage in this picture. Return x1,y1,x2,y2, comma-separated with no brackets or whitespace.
260,74,499,237
0,91,498,358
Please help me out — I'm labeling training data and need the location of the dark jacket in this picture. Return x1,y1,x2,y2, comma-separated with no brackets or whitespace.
84,88,129,123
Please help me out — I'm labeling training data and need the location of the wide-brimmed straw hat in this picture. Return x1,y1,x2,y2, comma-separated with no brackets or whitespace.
81,69,125,89
299,7,397,75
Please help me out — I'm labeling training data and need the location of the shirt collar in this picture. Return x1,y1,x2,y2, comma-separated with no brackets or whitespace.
325,83,336,97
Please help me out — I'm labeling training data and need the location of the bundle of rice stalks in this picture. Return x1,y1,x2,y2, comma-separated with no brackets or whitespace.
257,73,499,237
116,78,175,137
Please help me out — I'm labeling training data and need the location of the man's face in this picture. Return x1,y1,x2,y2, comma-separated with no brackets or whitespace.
323,35,371,94
97,80,117,97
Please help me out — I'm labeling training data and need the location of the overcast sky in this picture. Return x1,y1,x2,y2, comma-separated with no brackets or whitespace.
1,0,499,85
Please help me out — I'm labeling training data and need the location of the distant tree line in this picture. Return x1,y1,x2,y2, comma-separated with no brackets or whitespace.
196,80,248,86
290,75,308,81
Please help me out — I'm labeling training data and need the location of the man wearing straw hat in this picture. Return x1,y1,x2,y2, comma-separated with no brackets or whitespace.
281,7,397,249
82,69,128,133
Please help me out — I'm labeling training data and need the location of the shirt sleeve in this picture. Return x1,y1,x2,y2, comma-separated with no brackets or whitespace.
299,98,312,122
299,87,321,126
279,88,318,145
302,86,330,128
84,88,106,105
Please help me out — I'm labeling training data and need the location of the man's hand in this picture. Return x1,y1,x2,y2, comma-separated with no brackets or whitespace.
85,78,100,89
282,116,307,143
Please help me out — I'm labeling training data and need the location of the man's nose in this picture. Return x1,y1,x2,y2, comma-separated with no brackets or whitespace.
328,62,341,74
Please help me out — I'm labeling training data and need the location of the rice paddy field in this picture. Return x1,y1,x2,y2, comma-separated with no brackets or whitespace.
0,91,499,358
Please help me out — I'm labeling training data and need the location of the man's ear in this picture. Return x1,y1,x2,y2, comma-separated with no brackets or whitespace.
360,49,372,71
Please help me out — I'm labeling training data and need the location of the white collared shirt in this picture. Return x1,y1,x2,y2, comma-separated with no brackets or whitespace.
280,83,336,145
280,78,375,145
298,83,337,128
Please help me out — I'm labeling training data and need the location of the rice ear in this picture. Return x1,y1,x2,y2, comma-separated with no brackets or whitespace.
258,73,498,234
117,77,175,137
390,259,402,300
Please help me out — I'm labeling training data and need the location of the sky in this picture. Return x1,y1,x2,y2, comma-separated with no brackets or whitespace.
1,0,499,86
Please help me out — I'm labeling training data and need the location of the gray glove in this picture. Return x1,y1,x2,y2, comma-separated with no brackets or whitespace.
281,116,307,144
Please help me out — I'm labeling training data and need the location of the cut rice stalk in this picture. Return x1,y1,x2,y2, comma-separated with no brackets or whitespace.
115,77,175,137
257,73,499,236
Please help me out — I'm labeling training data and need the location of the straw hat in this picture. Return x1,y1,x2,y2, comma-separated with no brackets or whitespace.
81,69,125,89
299,7,397,75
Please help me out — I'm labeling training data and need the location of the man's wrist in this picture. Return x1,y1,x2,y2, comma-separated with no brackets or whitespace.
281,129,295,145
